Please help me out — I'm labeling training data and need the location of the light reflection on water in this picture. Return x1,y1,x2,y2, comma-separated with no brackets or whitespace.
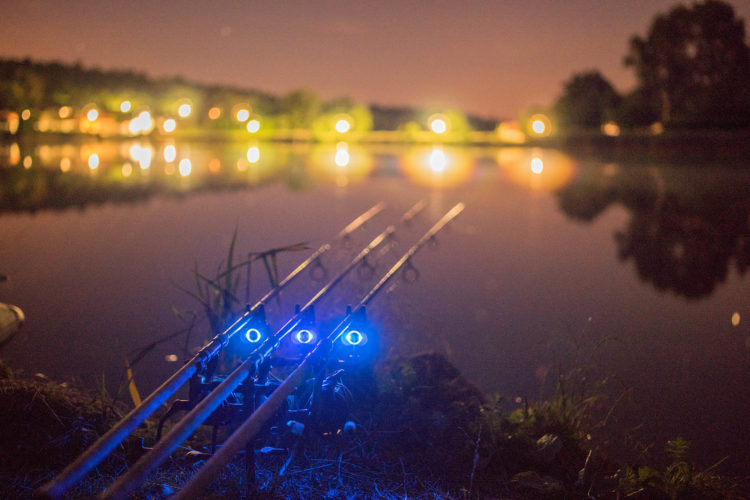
1,138,750,473
0,140,578,194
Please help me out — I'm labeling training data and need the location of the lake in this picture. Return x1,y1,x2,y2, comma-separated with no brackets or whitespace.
1,136,749,474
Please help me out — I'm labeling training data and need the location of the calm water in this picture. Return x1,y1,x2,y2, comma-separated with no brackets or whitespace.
1,137,749,473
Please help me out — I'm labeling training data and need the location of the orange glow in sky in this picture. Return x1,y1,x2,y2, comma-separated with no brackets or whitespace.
2,1,749,119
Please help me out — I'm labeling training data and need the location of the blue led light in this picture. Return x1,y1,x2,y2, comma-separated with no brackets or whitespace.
295,329,315,344
344,330,364,346
245,327,262,343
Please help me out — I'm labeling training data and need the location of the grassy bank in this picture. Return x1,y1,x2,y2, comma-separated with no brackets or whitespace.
0,354,745,499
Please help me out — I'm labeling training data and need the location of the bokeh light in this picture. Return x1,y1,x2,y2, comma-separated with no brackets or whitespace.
8,143,20,165
530,157,543,174
246,119,260,133
529,114,551,136
335,143,350,167
120,100,132,113
496,121,526,144
163,118,177,133
247,146,260,163
178,103,192,118
498,148,576,191
129,144,153,169
164,144,177,162
236,109,250,122
601,121,620,136
128,111,154,135
309,143,374,186
208,107,221,120
402,145,473,188
88,153,100,169
179,158,192,176
335,119,351,133
428,114,449,134
428,147,448,173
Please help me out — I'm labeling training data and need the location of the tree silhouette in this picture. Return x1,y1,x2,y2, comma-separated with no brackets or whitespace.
554,71,621,130
556,165,750,298
614,196,746,298
624,0,750,128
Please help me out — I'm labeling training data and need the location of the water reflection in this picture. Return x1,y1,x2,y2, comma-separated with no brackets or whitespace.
246,146,260,163
178,159,192,177
88,153,99,170
3,139,750,301
8,143,20,166
497,148,577,191
164,144,177,163
129,144,153,169
334,142,350,167
401,145,473,188
557,164,750,298
308,142,375,187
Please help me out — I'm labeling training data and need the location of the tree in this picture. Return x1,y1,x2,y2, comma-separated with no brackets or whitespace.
554,71,621,130
617,88,660,128
624,0,750,128
279,89,320,129
0,60,45,110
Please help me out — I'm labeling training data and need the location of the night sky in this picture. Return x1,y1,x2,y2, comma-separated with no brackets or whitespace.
2,0,749,119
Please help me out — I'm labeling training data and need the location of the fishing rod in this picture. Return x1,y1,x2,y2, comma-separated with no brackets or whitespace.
172,202,465,500
37,202,385,500
97,201,426,500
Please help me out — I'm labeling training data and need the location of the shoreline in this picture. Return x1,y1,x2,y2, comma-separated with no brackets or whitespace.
4,127,750,146
1,355,746,498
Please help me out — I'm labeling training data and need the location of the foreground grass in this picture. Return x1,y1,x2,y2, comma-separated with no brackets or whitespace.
0,355,744,499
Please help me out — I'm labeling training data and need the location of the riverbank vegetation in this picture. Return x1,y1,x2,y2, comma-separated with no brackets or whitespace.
0,354,744,499
0,58,495,144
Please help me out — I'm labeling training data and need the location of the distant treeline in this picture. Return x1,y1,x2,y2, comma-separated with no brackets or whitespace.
3,1,749,136
0,58,497,133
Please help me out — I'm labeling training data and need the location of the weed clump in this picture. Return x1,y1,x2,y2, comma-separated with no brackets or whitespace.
372,352,486,481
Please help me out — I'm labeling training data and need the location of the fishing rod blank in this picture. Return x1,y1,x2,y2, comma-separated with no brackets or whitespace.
172,202,464,500
37,203,384,500
99,201,425,500
254,200,426,363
